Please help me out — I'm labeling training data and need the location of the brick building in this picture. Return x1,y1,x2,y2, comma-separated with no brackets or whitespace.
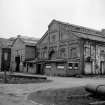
11,35,39,73
37,20,105,76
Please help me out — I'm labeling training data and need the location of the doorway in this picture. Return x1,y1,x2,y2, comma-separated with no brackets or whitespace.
36,63,44,74
84,62,92,74
15,56,20,72
36,63,41,74
100,61,105,74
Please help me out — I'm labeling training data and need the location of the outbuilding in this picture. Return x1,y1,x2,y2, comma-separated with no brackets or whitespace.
11,35,39,73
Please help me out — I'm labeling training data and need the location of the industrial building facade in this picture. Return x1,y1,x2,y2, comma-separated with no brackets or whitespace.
37,20,105,76
11,35,38,73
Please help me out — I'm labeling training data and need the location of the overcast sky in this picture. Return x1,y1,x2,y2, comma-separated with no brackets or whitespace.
0,0,105,38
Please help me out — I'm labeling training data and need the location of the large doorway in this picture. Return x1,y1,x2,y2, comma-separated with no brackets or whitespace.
15,56,20,72
36,63,44,74
84,62,92,74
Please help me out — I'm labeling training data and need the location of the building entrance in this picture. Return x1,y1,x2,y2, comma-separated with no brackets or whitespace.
15,56,20,72
84,62,92,74
36,63,44,74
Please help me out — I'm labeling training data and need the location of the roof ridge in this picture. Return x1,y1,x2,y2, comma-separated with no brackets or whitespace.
18,35,39,40
54,19,102,33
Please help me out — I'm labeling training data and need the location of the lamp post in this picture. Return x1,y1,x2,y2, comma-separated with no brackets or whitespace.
4,52,8,83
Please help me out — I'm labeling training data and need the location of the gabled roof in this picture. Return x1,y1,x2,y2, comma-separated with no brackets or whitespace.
7,37,16,47
12,35,39,47
49,19,105,43
37,30,48,45
19,35,39,46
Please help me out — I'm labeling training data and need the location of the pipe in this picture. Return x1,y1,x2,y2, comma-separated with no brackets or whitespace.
85,84,105,95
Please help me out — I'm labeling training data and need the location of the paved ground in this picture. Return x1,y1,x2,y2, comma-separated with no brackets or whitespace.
0,75,105,105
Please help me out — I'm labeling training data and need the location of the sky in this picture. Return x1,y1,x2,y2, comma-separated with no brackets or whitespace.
0,0,105,38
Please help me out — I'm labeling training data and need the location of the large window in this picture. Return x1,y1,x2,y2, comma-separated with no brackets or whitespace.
43,47,47,58
68,63,79,70
37,48,40,58
84,46,91,58
70,48,77,58
84,41,91,58
52,35,56,42
59,47,66,58
49,47,57,59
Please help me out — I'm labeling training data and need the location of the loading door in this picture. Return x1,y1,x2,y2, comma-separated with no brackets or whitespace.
15,56,20,72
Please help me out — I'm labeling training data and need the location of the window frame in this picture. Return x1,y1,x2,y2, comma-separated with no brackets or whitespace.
68,62,79,70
